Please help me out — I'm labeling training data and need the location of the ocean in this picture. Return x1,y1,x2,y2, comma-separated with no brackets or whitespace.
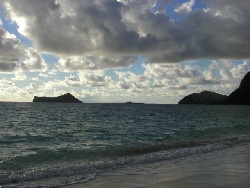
0,103,249,187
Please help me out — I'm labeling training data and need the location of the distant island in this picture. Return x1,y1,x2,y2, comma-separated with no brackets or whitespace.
33,93,82,103
126,101,145,104
178,71,250,105
178,91,227,104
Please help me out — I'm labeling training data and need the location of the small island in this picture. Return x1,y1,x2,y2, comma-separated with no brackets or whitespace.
33,93,82,103
126,101,145,104
178,91,227,105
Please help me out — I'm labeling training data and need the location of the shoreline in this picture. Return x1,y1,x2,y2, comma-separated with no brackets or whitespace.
67,143,250,188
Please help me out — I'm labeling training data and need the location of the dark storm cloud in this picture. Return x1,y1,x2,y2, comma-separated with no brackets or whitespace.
0,26,21,57
5,0,147,55
0,61,17,72
0,19,22,72
60,56,136,71
150,5,250,62
4,0,250,67
0,17,47,72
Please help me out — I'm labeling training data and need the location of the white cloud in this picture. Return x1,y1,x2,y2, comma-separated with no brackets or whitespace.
0,59,249,103
38,73,51,78
30,77,40,81
0,79,33,102
175,0,195,14
42,80,65,90
219,69,233,82
0,79,15,87
230,61,250,79
29,83,37,89
11,72,27,80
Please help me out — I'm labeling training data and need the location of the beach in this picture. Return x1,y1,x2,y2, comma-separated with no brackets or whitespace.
68,143,250,188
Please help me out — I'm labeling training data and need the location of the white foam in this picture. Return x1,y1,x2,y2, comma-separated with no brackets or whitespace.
2,136,249,187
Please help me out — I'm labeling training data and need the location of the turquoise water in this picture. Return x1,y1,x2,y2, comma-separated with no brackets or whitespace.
0,103,249,187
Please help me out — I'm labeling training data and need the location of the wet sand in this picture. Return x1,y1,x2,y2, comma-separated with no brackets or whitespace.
67,143,250,188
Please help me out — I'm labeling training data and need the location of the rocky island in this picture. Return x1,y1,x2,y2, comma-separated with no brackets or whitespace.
33,93,82,103
178,91,227,104
178,71,250,105
221,71,250,105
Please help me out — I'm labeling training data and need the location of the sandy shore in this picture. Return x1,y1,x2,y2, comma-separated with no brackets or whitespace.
67,143,250,188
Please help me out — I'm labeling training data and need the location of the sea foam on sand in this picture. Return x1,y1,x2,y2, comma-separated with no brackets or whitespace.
67,143,250,188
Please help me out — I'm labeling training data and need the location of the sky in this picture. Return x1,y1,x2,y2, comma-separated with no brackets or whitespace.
0,0,250,103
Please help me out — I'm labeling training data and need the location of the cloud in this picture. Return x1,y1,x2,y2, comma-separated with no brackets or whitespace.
59,56,136,71
180,77,221,85
0,18,47,73
81,93,99,103
29,83,37,89
115,71,151,90
0,19,22,72
64,74,81,87
117,81,130,90
21,48,47,71
0,19,22,56
30,77,40,81
0,78,15,87
0,61,18,72
42,80,65,90
11,72,27,80
0,79,32,101
143,63,199,79
175,0,195,14
78,71,113,87
230,61,250,79
5,0,155,56
38,73,51,78
0,79,33,101
3,0,250,68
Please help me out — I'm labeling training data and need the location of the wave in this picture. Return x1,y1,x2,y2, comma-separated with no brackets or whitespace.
1,135,249,187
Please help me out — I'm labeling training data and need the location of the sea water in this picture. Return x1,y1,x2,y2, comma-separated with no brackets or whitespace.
0,103,249,187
